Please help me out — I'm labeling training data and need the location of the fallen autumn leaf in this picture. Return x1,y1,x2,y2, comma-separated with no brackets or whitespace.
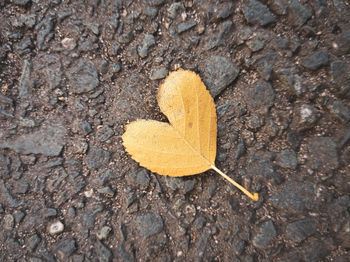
122,69,258,201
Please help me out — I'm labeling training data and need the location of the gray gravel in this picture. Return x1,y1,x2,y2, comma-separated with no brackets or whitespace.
286,218,316,243
276,149,298,170
0,125,66,156
252,220,277,249
136,213,164,238
270,182,316,214
202,56,239,97
149,67,168,80
245,80,275,111
69,61,99,94
307,137,339,171
85,147,111,170
301,50,330,70
242,0,276,26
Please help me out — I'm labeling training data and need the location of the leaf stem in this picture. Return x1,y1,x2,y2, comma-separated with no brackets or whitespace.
211,165,259,202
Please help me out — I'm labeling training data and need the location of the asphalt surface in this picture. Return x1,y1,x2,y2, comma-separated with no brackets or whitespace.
0,0,350,261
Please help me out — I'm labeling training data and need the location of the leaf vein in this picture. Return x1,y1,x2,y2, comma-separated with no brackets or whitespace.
132,144,199,156
196,81,201,155
207,100,212,159
151,164,208,169
179,85,186,136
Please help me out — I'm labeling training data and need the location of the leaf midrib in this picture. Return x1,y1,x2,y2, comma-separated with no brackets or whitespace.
173,79,213,168
170,123,212,168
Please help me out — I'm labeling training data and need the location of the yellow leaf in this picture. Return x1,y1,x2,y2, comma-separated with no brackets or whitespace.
122,69,258,201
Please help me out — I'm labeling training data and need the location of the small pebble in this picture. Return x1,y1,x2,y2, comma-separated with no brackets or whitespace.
61,37,77,50
97,226,112,240
149,67,168,80
4,214,15,230
49,221,64,235
97,186,115,196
